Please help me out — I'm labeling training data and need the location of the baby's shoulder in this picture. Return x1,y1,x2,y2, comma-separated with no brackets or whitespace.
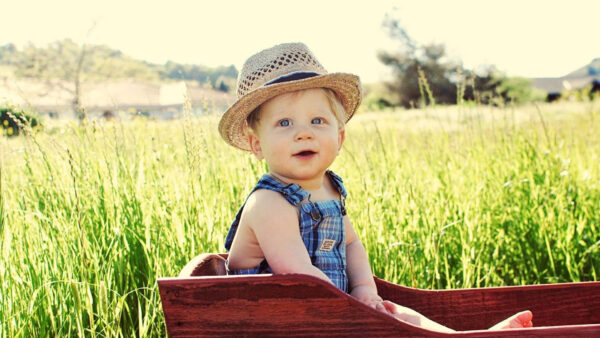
247,188,291,204
243,188,297,219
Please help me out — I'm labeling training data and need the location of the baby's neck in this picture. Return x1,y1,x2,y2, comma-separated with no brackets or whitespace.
268,172,337,202
268,172,324,190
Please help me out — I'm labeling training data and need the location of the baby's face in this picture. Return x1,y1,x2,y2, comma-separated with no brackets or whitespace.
248,88,345,185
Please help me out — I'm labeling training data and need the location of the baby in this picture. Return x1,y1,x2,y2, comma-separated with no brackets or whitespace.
219,42,532,332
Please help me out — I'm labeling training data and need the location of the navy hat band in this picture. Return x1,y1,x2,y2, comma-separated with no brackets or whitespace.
265,71,320,86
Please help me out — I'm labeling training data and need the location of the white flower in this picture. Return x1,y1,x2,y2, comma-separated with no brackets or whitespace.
582,170,591,180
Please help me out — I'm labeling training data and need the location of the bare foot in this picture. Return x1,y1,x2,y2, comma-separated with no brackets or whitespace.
488,310,533,330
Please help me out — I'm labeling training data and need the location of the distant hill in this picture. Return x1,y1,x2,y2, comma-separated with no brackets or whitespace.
0,40,238,93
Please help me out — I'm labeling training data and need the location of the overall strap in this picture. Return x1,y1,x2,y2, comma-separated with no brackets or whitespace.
325,170,347,215
325,170,347,197
253,174,310,206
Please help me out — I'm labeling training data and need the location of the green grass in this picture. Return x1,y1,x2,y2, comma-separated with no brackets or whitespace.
1,101,599,336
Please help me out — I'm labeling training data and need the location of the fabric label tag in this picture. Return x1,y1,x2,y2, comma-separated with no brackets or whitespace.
319,239,335,251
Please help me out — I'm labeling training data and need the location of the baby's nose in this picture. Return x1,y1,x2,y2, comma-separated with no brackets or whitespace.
294,125,314,140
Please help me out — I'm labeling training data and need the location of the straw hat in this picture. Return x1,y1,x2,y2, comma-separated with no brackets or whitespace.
219,42,362,151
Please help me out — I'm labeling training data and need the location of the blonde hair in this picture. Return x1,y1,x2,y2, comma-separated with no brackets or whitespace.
246,88,346,132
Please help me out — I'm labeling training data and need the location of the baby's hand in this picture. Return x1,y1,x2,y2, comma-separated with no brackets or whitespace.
350,285,389,313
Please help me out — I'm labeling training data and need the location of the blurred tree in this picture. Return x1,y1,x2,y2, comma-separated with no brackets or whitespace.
496,77,546,104
13,39,158,120
0,43,16,61
0,44,17,77
463,66,503,105
2,40,238,118
162,62,237,87
215,77,229,92
377,14,543,107
15,39,90,119
378,14,461,108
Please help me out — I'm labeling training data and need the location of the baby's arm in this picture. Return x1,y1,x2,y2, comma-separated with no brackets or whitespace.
344,216,455,332
243,189,333,283
344,215,385,308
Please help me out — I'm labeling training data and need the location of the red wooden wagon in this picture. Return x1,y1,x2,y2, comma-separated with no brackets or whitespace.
158,253,600,337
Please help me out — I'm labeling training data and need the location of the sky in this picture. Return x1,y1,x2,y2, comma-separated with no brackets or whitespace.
3,0,599,83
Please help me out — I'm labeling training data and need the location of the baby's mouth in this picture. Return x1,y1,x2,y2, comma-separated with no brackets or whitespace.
293,150,317,158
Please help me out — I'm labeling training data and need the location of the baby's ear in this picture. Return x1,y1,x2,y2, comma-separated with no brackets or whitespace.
337,128,345,153
248,131,264,160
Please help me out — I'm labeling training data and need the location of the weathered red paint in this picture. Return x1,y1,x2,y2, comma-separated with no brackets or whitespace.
158,253,600,337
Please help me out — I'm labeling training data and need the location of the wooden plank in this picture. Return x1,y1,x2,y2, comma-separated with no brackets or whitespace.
375,277,600,331
159,274,438,337
159,274,600,337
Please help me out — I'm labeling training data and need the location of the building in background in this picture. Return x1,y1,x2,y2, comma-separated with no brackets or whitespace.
0,79,235,120
532,58,600,101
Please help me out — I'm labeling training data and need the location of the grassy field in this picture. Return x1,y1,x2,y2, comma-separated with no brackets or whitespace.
1,101,599,336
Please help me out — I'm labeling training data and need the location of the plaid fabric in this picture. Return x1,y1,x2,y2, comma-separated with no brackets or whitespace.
225,170,349,292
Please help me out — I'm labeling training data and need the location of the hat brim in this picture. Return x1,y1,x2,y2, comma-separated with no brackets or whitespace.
219,72,362,151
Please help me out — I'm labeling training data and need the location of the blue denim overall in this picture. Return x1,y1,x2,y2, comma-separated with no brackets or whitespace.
224,170,349,292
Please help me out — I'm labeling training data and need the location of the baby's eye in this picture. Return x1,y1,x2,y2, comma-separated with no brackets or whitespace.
278,119,290,127
311,117,323,124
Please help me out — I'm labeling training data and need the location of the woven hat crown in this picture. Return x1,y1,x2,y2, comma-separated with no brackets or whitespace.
236,43,327,98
